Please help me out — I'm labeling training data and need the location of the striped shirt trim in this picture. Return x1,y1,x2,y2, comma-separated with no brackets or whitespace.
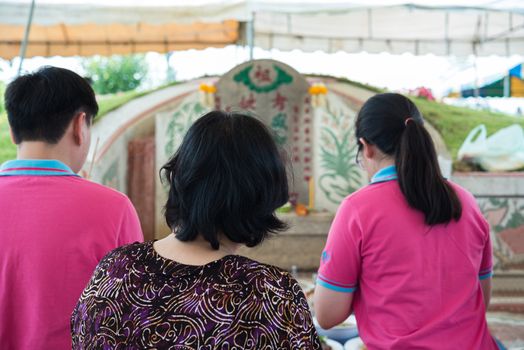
479,267,493,275
2,167,70,173
0,160,78,177
316,278,357,293
479,271,493,280
317,273,357,288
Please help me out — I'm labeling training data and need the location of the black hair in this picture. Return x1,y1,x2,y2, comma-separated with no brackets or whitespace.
5,66,98,144
161,111,289,250
356,93,461,225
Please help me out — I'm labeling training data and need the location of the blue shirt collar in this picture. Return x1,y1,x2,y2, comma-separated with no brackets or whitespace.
0,159,79,177
370,165,397,184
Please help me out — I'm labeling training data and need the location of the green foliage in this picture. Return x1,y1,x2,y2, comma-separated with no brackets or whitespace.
0,81,5,115
0,113,16,164
95,81,180,121
0,81,16,164
312,74,385,93
83,54,148,95
413,97,524,160
96,90,145,122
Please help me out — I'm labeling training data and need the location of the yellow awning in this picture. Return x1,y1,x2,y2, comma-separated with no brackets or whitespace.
2,0,524,58
0,20,239,59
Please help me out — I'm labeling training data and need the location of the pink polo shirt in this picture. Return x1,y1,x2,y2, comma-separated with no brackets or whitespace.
318,166,497,349
0,159,144,350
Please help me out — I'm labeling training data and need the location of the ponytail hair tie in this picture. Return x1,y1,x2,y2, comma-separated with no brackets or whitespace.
404,117,414,126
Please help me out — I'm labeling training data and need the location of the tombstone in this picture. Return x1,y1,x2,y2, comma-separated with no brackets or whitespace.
153,59,366,239
215,59,315,205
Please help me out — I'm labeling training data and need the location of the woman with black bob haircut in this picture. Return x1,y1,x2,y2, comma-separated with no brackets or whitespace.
72,111,322,349
162,110,289,249
314,93,498,349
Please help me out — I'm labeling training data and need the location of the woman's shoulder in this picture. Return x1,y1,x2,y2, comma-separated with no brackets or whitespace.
343,180,398,204
94,241,153,274
225,256,303,297
102,241,151,261
332,182,394,218
228,255,292,278
447,180,476,201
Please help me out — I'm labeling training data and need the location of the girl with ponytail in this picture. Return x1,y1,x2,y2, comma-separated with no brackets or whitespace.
314,93,498,349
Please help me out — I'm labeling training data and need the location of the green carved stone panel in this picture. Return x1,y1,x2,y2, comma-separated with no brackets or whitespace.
478,197,524,268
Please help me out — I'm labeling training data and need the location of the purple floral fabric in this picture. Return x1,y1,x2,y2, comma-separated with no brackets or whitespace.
71,241,321,349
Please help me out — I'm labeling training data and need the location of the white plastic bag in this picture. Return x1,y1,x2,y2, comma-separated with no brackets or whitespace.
457,124,524,171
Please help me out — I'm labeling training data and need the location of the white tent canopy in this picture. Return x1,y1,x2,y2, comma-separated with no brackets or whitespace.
1,0,523,58
254,4,524,55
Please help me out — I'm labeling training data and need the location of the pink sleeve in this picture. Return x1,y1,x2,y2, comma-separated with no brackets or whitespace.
317,198,362,293
117,199,144,246
479,218,493,280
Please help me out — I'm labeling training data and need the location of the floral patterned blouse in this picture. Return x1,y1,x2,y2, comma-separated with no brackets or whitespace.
71,241,321,349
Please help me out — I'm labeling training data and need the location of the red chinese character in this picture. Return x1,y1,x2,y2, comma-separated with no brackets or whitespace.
293,105,299,113
303,147,311,153
293,136,300,142
304,157,311,163
304,175,311,181
254,65,271,83
304,166,311,172
305,108,310,114
305,138,311,143
272,92,287,111
304,127,310,134
293,156,300,162
304,118,311,124
239,94,256,110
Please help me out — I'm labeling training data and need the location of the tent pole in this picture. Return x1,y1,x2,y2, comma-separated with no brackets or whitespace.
503,74,510,97
246,12,255,61
473,44,480,98
165,51,175,83
17,0,36,76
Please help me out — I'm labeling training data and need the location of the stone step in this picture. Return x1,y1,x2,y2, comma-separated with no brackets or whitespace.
490,295,524,314
493,271,524,295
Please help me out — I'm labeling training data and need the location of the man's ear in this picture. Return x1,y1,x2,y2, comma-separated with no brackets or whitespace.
359,137,375,160
72,112,87,146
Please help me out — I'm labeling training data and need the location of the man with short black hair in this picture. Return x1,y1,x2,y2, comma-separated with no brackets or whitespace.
0,66,143,349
